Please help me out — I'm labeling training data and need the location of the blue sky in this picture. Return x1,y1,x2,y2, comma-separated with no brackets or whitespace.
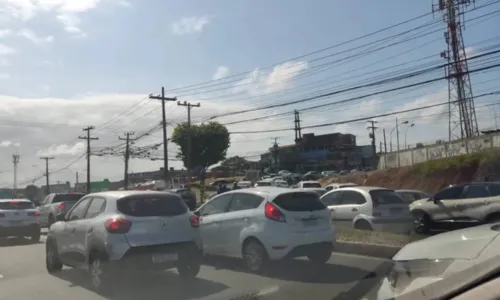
0,0,499,186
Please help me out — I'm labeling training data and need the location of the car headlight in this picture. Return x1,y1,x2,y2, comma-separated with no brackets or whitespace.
387,259,454,291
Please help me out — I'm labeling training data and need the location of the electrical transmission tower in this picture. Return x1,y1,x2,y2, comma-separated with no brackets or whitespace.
433,0,479,140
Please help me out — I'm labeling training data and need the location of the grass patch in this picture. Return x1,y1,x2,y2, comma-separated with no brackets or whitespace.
337,227,428,247
413,149,500,174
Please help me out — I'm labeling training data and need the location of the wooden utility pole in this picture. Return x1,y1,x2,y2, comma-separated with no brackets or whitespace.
367,120,378,168
79,126,98,193
177,100,200,185
40,156,55,194
119,132,135,190
149,87,177,186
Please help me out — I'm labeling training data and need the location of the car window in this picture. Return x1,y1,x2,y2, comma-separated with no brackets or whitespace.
399,192,418,204
464,185,490,198
341,190,366,205
370,190,405,205
67,198,92,221
117,194,188,217
52,193,85,203
228,193,264,212
434,186,464,201
321,191,343,206
84,197,106,219
302,182,321,188
201,194,232,216
0,201,34,210
273,192,326,211
488,184,500,196
325,186,335,191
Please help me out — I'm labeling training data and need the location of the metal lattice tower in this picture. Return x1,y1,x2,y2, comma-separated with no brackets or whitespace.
433,0,479,140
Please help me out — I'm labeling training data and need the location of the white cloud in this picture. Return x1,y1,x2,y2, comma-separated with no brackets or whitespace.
0,44,15,55
212,66,229,80
17,29,54,44
171,16,211,36
0,140,20,147
37,142,85,156
117,0,132,7
0,29,12,38
0,73,10,80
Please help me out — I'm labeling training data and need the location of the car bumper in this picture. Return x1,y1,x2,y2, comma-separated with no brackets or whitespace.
110,241,203,271
0,223,40,237
262,228,336,260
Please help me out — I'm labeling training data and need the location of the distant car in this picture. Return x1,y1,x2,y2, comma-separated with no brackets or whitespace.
297,181,327,196
325,182,358,191
195,187,335,272
0,199,41,241
167,188,197,210
237,181,253,189
37,192,86,228
45,191,203,293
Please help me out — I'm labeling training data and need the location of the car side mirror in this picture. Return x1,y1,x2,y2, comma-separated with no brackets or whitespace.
55,212,66,222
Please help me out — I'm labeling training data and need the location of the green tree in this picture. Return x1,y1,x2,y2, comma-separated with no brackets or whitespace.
171,121,231,170
24,184,38,201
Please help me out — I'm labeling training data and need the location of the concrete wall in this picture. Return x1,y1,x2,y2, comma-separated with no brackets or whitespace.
378,133,500,169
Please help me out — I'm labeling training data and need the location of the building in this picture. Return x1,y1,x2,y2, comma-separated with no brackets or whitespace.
260,132,374,171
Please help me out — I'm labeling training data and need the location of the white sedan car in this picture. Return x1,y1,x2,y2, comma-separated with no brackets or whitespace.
196,187,335,272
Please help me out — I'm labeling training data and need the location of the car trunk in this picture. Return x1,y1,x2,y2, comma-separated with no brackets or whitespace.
369,189,411,217
0,201,36,222
273,192,330,232
116,194,194,246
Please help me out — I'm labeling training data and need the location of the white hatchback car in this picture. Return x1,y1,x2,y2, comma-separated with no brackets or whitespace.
320,186,412,234
196,187,335,272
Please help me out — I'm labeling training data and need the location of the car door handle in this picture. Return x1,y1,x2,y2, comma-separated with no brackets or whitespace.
351,208,358,212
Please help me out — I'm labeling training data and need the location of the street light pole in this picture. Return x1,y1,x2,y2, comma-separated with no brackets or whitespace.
405,123,415,149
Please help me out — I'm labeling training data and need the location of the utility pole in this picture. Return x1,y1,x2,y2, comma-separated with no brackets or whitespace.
433,0,478,140
293,110,302,142
396,118,401,167
79,126,98,194
149,87,177,186
76,172,79,183
383,129,387,153
119,132,135,190
177,100,200,185
367,120,378,168
12,154,19,197
271,138,280,167
40,156,55,194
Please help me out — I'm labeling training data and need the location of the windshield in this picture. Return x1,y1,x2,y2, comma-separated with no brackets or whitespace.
302,182,322,188
52,194,85,203
0,201,34,210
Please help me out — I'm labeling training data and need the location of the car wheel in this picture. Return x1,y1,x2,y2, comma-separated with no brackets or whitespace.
177,245,202,280
47,215,55,228
46,239,63,273
30,230,41,243
354,220,373,231
413,211,431,234
242,239,268,273
89,252,113,294
307,248,332,264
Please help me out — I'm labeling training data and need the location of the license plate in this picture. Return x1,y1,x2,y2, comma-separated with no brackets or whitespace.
151,253,178,263
302,219,318,226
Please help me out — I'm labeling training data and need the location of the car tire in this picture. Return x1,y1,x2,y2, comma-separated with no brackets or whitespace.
413,211,431,234
354,220,373,231
177,246,202,280
307,248,332,264
30,230,41,243
89,252,113,295
242,239,268,273
46,239,63,273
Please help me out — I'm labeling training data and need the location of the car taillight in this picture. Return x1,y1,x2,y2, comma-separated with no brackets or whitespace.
10,200,20,204
28,211,40,217
59,203,65,210
104,217,132,234
190,215,200,228
265,202,286,222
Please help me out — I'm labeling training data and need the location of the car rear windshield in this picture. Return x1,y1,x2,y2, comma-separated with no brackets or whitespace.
256,182,272,186
273,192,326,211
117,194,188,217
370,190,406,205
53,193,85,203
302,182,321,188
0,201,34,210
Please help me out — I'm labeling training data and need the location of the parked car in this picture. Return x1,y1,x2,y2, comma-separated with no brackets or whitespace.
297,181,327,196
320,186,412,234
395,189,430,204
0,199,41,241
45,191,203,293
325,182,358,191
38,192,86,228
410,182,500,234
195,187,335,273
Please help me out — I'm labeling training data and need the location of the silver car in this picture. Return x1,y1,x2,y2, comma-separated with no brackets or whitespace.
0,199,41,241
45,191,203,293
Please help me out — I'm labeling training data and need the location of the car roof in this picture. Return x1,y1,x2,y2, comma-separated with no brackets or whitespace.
339,186,392,192
0,198,31,203
396,189,428,193
449,182,500,187
300,180,320,183
86,190,179,200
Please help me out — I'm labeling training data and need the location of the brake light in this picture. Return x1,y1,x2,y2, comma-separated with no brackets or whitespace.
265,202,286,222
10,200,20,204
28,211,40,217
59,203,65,210
190,215,200,228
104,217,132,234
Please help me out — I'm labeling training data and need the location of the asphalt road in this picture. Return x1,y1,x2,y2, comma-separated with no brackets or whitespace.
0,233,391,300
